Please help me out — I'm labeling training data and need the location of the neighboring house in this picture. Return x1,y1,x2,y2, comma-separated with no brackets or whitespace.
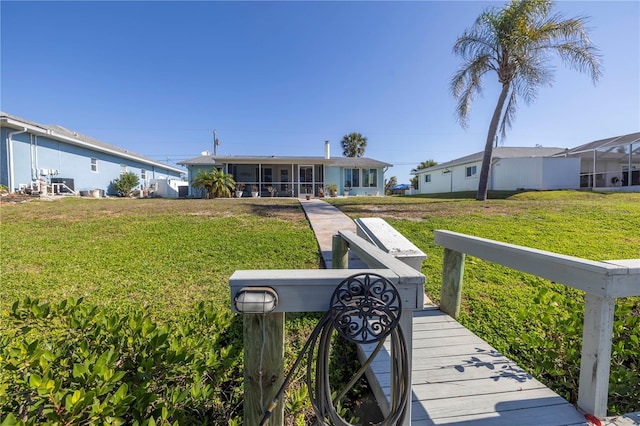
1,112,185,196
178,141,391,198
555,132,640,191
414,147,579,194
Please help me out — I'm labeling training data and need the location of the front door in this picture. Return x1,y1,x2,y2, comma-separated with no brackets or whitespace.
299,165,313,196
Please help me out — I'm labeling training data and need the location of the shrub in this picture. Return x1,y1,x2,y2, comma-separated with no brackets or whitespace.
0,297,243,425
513,288,640,415
112,172,140,197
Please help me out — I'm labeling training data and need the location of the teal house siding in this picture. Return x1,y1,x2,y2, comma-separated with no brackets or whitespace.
1,113,183,195
179,144,391,198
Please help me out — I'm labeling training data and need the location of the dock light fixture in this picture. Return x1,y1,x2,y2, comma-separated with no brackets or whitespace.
234,287,279,314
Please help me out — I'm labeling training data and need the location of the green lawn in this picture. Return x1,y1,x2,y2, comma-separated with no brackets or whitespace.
0,198,320,322
1,191,638,421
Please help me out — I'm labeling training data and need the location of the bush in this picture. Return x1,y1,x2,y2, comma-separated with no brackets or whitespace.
112,172,140,197
0,297,243,425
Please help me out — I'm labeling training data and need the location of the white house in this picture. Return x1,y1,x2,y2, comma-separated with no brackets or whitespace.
414,147,579,194
555,132,640,191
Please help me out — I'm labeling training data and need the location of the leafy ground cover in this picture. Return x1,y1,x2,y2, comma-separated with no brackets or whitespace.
1,191,638,423
1,198,322,424
327,190,640,415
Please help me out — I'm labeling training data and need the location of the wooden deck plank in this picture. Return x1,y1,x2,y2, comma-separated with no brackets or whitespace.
368,352,514,373
411,403,589,425
358,308,588,425
411,388,583,420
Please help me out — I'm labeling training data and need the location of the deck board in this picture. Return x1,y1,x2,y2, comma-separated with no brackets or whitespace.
358,307,589,425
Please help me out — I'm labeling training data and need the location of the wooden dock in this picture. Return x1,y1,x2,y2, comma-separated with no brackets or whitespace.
360,307,590,426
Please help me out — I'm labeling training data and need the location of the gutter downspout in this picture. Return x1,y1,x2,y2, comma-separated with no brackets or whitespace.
7,128,28,192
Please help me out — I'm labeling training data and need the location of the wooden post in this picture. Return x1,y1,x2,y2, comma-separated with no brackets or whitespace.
439,248,465,318
396,310,413,426
577,294,615,419
244,313,285,426
332,234,349,269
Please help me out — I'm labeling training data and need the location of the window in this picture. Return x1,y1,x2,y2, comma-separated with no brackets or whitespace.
466,165,477,177
425,174,431,183
91,158,98,172
344,168,360,187
120,164,128,175
141,169,147,180
362,169,377,187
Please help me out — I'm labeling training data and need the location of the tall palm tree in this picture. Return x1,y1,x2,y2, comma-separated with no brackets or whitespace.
192,168,236,199
340,132,368,157
451,0,601,201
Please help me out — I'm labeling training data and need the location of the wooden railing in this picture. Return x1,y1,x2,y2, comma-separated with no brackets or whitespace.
434,230,640,419
229,230,425,426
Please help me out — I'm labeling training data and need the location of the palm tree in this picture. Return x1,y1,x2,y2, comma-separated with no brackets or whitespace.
411,159,438,175
192,168,236,199
410,159,438,189
451,0,601,201
340,132,368,157
384,176,397,195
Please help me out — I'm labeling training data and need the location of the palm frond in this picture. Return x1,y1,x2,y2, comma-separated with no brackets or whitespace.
450,55,492,127
499,87,517,137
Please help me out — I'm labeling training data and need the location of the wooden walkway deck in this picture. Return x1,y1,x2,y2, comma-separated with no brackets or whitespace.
359,308,590,426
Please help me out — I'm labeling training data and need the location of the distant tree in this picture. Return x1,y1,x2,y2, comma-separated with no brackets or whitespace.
451,0,601,201
411,160,438,189
113,172,140,197
192,169,236,199
384,176,397,195
411,159,438,175
340,132,368,157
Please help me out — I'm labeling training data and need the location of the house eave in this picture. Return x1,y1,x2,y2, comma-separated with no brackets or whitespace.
1,113,183,174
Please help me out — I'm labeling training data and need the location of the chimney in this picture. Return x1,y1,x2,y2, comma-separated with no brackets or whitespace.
324,140,330,159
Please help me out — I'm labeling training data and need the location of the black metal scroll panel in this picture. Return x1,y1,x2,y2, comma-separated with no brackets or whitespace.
330,273,402,344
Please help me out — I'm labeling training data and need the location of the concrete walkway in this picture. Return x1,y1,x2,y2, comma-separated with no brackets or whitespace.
299,198,368,269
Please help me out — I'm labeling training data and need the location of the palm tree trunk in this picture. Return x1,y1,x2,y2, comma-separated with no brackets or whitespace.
476,82,511,201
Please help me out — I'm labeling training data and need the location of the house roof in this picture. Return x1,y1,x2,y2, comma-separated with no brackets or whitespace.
557,132,640,156
1,112,184,174
414,146,567,174
178,155,392,168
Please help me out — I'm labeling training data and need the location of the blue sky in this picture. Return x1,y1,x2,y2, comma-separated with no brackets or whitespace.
2,1,638,183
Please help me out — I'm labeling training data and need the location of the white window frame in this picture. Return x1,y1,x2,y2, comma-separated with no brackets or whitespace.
466,165,477,178
120,164,128,175
362,168,377,187
91,158,98,173
141,169,147,180
425,174,431,183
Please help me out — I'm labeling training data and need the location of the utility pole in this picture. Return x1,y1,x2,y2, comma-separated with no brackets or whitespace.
213,129,220,157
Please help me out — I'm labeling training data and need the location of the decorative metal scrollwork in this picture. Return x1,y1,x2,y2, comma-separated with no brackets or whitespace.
330,273,402,344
